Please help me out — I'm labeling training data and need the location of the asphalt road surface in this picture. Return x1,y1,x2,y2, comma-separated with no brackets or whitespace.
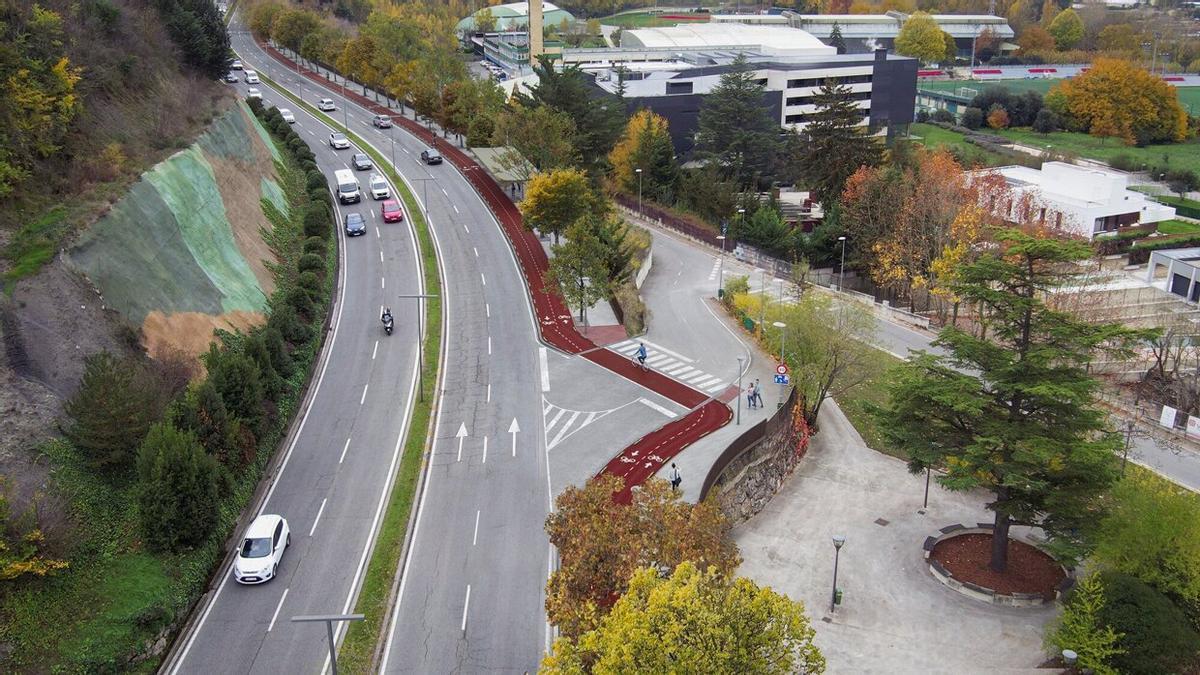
162,18,550,675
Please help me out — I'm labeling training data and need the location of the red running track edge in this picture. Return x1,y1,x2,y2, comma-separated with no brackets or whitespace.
259,43,732,499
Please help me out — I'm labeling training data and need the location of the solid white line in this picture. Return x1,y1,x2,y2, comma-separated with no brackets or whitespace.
441,187,449,197
360,383,369,405
372,340,378,360
464,223,470,233
481,273,486,286
487,383,491,402
375,227,380,238
268,588,289,632
488,336,492,355
482,436,488,464
381,276,385,289
486,303,490,318
453,204,460,214
309,498,327,536
379,250,384,262
473,511,480,546
539,347,550,391
339,437,351,464
473,247,479,257
638,398,679,418
639,339,695,364
461,585,471,632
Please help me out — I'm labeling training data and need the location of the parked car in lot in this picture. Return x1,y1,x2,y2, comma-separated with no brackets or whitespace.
352,153,373,170
381,200,404,223
369,173,390,200
344,212,367,236
233,515,289,584
231,59,243,70
246,88,262,100
223,72,239,83
244,70,259,84
329,132,350,149
278,108,295,124
372,114,393,128
317,98,336,111
420,147,442,165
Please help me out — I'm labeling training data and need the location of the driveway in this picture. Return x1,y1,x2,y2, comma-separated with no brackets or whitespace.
733,400,1055,674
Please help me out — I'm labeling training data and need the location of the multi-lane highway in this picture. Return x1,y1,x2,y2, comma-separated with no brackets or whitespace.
163,16,555,674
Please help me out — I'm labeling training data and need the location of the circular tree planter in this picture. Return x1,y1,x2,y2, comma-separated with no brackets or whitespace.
921,523,1072,607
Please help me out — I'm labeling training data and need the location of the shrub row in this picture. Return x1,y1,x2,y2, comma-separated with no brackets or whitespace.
1093,227,1153,256
1129,234,1200,264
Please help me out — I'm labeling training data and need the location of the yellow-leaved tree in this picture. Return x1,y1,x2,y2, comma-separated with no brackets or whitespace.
520,168,596,242
607,109,678,203
1049,58,1188,145
895,12,948,64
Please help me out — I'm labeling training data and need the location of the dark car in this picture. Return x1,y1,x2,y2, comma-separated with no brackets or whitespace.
343,212,367,236
420,148,442,165
223,72,239,83
371,114,393,128
352,153,373,171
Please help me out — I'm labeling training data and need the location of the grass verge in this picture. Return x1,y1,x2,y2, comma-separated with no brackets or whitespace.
0,123,325,671
906,123,1012,167
1157,219,1200,235
834,346,905,460
994,127,1200,175
257,73,444,672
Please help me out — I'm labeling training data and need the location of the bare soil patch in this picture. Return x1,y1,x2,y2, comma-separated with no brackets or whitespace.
141,309,264,363
931,533,1065,599
207,152,276,295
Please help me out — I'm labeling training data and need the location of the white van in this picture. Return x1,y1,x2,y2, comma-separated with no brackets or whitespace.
334,169,360,204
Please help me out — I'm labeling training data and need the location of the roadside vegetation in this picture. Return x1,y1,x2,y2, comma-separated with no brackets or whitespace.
0,99,335,670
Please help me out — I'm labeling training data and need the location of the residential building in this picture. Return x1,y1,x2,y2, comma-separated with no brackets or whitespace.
980,162,1176,239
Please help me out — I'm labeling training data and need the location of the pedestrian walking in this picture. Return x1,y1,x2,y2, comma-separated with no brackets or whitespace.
753,379,763,408
747,383,756,409
669,463,682,492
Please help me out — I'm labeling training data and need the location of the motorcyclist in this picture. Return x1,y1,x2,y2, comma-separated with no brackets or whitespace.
381,307,393,331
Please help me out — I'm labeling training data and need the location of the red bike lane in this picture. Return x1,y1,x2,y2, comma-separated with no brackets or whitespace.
260,43,732,500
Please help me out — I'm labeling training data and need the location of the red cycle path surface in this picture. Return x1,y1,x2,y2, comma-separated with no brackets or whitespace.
260,43,732,499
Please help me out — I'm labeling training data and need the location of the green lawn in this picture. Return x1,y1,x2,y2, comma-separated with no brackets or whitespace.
599,10,709,27
919,79,1200,114
834,346,906,460
1157,219,1200,235
994,127,1200,175
906,123,1013,167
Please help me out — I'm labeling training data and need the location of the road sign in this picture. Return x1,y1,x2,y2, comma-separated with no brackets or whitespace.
774,374,790,385
776,363,789,375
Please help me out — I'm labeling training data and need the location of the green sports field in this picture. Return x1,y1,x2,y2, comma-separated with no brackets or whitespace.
919,77,1200,114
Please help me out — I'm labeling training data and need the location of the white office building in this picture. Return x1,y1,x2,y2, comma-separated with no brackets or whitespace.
981,162,1176,239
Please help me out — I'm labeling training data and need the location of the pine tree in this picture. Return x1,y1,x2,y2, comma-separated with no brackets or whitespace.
830,22,847,54
873,231,1142,572
204,345,265,438
791,79,882,207
64,352,161,474
136,422,220,552
694,54,778,189
174,380,237,466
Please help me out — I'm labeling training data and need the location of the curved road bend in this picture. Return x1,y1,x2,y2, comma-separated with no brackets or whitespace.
164,62,423,673
236,30,554,672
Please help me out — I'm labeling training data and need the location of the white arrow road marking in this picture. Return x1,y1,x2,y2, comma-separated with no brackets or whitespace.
456,422,468,462
509,418,520,457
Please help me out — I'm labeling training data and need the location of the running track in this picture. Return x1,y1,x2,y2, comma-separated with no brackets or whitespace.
260,43,732,500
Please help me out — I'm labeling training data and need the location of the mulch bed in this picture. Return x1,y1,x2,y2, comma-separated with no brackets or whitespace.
931,533,1065,599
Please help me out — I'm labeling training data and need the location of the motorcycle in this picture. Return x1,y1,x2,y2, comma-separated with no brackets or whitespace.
382,310,394,336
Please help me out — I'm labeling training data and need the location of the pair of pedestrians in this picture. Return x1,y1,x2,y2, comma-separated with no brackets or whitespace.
746,379,763,409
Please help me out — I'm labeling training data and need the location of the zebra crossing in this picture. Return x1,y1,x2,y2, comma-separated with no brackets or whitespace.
706,257,721,281
543,398,614,450
609,339,729,395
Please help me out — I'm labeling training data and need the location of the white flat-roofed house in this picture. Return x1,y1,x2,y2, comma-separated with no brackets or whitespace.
979,162,1175,239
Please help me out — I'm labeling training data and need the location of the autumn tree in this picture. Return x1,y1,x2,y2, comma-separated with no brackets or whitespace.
473,7,497,32
248,0,285,40
1049,58,1188,145
270,7,321,54
874,231,1139,573
789,79,882,207
1017,25,1055,53
336,34,382,97
896,12,948,64
383,60,420,115
520,168,595,242
0,476,68,581
694,53,779,188
1047,8,1084,50
542,563,825,674
545,475,740,638
987,104,1010,129
494,102,577,177
1097,23,1141,54
608,109,678,203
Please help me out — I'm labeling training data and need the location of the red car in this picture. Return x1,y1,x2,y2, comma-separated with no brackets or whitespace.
381,200,404,223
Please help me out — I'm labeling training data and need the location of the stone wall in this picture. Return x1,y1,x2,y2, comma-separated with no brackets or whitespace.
713,397,810,524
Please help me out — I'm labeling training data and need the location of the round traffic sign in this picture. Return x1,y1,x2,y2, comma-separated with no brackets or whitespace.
776,363,789,375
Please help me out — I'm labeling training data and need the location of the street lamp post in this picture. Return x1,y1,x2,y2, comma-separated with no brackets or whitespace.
736,356,745,425
830,535,846,614
389,127,396,171
772,321,787,363
340,78,348,130
837,236,847,292
759,267,767,335
396,293,438,401
635,168,643,216
716,234,726,297
290,614,364,675
922,466,931,510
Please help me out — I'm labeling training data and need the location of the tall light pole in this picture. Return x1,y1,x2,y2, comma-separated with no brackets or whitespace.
837,235,847,292
389,126,396,170
736,356,745,425
830,535,846,614
340,77,348,130
635,168,643,216
396,293,438,401
758,267,767,335
291,614,364,675
772,321,787,363
716,234,726,297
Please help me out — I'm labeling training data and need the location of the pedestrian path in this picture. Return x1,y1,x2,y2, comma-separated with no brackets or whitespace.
609,339,728,395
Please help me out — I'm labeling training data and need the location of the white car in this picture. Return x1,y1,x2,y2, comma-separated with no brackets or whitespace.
246,88,262,100
369,173,390,200
279,108,295,124
231,59,243,70
317,98,336,111
233,514,290,584
244,70,259,84
329,132,350,149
